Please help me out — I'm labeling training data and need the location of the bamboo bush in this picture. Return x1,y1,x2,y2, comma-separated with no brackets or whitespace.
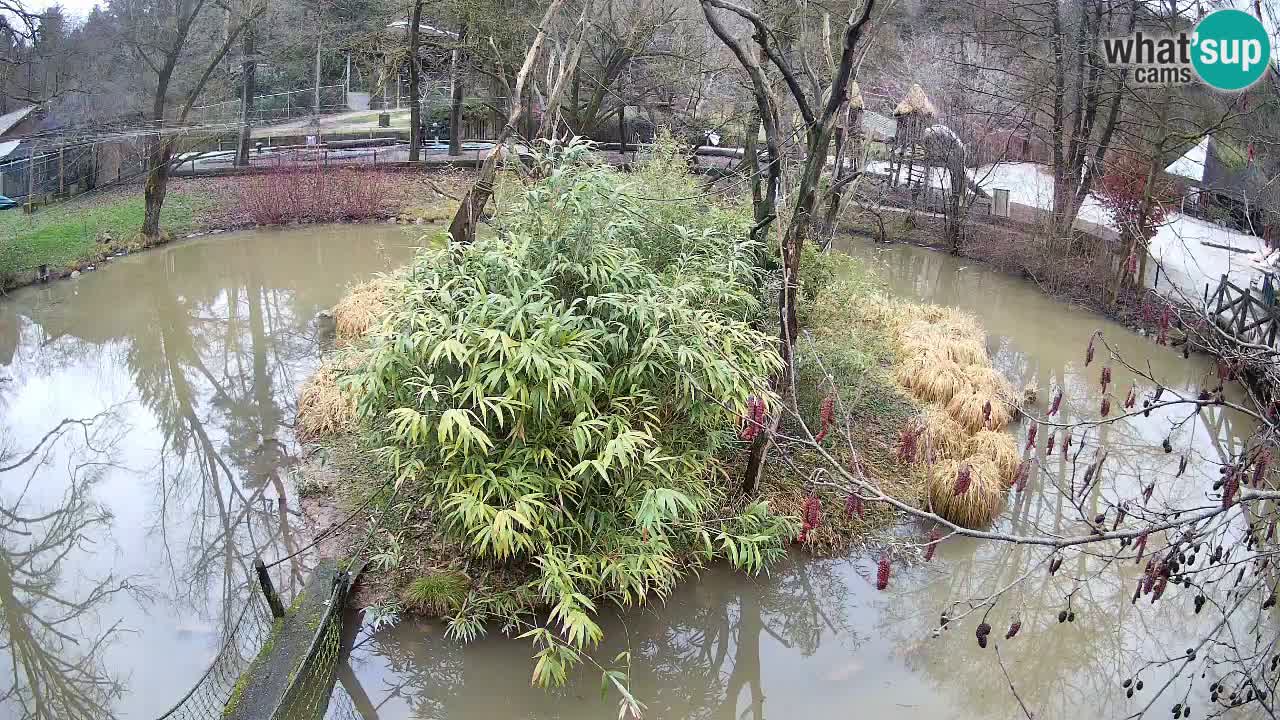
341,138,795,684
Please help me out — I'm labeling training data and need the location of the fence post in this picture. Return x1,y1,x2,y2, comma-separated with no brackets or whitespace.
255,558,286,618
26,143,36,212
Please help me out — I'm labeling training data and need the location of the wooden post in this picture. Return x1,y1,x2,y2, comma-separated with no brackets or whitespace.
1237,291,1248,337
255,558,286,618
58,147,64,195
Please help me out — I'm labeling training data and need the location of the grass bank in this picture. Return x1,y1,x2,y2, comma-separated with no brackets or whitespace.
0,169,470,292
0,186,214,287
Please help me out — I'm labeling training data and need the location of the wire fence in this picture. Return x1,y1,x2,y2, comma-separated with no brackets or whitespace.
189,86,350,126
268,570,353,720
147,471,400,720
152,599,277,720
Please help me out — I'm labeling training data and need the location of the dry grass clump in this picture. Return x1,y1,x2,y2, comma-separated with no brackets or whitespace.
927,458,1006,527
967,430,1020,485
960,365,1016,402
296,362,357,441
897,318,988,366
918,409,968,462
862,295,1025,527
333,277,394,342
946,390,1012,434
896,357,972,405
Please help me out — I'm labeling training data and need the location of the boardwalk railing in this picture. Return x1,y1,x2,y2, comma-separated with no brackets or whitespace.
1206,274,1280,350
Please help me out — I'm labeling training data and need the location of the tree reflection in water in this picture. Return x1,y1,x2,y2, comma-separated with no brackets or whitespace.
0,411,141,720
0,227,414,718
348,554,864,720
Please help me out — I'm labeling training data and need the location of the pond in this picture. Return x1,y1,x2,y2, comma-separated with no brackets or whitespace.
0,224,421,719
0,227,1254,719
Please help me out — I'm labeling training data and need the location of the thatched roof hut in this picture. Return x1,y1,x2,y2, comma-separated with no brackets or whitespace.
893,84,937,118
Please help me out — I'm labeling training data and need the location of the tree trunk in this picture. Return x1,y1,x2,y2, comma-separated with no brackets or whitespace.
617,103,626,154
817,105,862,246
408,1,422,162
236,26,256,167
448,23,467,156
539,5,590,141
142,135,172,239
447,0,569,245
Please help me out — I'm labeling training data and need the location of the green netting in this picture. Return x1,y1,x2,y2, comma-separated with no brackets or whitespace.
268,572,352,720
153,597,277,720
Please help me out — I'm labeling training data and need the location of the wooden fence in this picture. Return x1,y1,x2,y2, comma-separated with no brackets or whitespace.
1206,274,1280,349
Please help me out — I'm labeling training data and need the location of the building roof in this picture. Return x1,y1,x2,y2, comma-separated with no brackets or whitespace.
1164,136,1209,182
893,84,937,118
862,110,896,142
0,105,35,137
1200,137,1280,212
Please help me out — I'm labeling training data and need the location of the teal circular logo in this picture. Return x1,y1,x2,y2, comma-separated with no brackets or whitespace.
1192,9,1272,91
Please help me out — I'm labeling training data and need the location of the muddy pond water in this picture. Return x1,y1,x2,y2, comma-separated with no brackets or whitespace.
0,227,1255,719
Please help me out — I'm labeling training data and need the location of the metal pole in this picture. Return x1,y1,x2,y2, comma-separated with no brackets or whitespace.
314,27,322,115
255,558,286,618
26,143,36,212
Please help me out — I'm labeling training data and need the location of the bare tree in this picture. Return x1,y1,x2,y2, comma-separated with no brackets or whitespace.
446,0,577,245
116,0,264,239
700,0,877,492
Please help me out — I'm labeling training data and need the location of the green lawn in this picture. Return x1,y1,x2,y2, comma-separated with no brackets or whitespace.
0,188,213,282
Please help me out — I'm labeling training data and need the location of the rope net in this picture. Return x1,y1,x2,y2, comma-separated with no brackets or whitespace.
153,597,277,720
269,573,352,720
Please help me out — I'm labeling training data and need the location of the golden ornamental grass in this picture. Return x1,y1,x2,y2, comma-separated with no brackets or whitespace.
333,277,393,342
296,364,356,441
896,356,970,406
961,365,1018,403
966,430,1021,485
847,294,1022,528
945,390,1012,434
928,457,1006,528
918,408,968,463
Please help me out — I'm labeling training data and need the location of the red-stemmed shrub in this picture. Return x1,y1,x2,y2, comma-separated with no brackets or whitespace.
230,166,393,225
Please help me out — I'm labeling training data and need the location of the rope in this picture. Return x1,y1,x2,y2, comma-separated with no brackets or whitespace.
261,475,394,569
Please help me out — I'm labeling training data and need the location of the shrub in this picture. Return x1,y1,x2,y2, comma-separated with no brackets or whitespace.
342,138,794,684
1096,152,1174,241
230,167,392,225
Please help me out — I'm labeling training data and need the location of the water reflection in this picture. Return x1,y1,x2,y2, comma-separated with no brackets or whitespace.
349,555,878,720
0,413,130,719
0,225,418,718
841,239,1256,719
